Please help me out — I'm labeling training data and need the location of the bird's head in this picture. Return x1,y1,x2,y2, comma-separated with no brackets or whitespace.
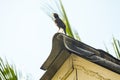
53,13,59,18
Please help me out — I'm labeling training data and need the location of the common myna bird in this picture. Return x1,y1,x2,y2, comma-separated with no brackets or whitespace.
53,13,66,34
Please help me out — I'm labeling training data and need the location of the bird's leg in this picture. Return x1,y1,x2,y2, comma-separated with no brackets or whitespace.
57,28,60,33
59,28,65,34
62,29,64,33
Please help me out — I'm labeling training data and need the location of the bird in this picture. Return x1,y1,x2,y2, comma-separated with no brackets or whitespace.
53,13,66,34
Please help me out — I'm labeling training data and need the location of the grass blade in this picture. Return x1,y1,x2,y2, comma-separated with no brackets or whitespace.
112,37,120,59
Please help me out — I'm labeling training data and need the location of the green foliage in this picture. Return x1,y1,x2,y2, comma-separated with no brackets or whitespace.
41,0,81,41
58,0,81,41
112,37,120,59
0,57,18,80
41,0,120,60
58,0,74,37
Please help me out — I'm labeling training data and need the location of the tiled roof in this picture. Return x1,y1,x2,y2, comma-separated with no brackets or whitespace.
40,33,120,80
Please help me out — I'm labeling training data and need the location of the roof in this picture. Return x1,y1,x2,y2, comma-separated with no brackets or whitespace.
40,33,120,80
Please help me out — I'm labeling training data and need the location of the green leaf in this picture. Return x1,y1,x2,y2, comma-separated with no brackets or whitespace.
103,43,109,53
112,37,120,59
41,0,81,41
0,57,18,80
58,0,74,37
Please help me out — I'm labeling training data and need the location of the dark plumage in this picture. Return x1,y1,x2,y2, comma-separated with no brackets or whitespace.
53,13,66,34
